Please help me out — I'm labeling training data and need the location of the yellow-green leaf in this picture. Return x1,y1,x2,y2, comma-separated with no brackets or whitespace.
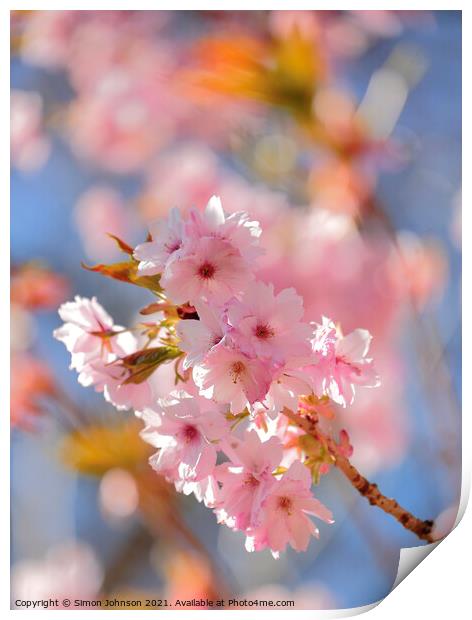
82,259,162,294
119,346,182,385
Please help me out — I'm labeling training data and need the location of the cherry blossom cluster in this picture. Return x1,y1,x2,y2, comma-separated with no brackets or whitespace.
54,196,379,557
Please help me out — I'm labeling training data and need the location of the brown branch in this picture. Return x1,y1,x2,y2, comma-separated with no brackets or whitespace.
283,408,435,543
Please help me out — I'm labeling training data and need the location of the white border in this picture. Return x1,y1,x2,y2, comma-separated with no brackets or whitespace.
3,3,468,11
4,4,467,619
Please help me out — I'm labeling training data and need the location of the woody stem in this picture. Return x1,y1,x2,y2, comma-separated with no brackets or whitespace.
283,408,435,543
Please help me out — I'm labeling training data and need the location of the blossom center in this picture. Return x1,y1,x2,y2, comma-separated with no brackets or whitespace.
197,261,216,280
277,495,293,514
244,473,260,487
182,424,199,443
230,360,246,383
254,323,275,340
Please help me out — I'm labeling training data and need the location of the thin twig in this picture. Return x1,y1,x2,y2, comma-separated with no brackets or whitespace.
283,408,436,543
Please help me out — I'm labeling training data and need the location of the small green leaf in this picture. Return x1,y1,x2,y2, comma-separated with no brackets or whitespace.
118,346,182,385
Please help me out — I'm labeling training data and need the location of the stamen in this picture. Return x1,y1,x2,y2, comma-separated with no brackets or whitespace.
230,360,245,384
244,474,260,487
197,261,216,280
254,323,275,340
183,424,198,443
278,496,293,514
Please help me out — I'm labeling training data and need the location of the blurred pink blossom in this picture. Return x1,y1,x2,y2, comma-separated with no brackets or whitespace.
99,468,139,520
12,541,103,607
337,348,409,473
19,10,79,69
11,90,50,172
67,69,179,173
391,231,447,310
10,353,55,430
74,186,136,262
11,264,69,310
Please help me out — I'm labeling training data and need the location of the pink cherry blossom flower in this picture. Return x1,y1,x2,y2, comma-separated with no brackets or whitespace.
262,365,313,418
306,317,380,406
54,296,156,411
141,393,229,483
176,301,227,369
134,207,184,276
251,410,306,470
74,349,155,412
227,281,312,364
103,366,155,411
185,195,262,262
216,430,283,530
193,344,272,413
184,195,227,238
175,475,220,508
134,196,262,284
246,461,333,557
161,237,251,305
53,296,132,371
